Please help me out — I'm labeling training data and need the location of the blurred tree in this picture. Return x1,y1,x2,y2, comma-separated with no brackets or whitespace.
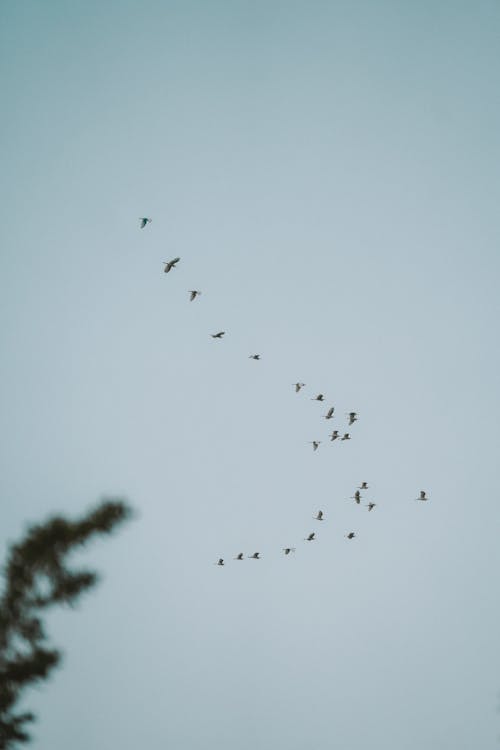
0,499,133,748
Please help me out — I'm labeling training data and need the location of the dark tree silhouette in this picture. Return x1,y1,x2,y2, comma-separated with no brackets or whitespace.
0,499,133,749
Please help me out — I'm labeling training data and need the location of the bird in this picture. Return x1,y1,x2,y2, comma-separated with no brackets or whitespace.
417,490,429,501
359,482,369,490
330,430,339,441
139,217,151,228
341,433,351,441
293,382,305,392
163,257,180,273
211,331,225,339
305,533,315,541
310,441,321,451
351,491,361,504
249,354,261,360
314,510,324,521
324,407,335,420
283,547,296,555
189,290,201,301
311,394,324,401
367,503,376,511
234,553,244,560
216,558,224,566
346,532,356,540
347,412,358,425
248,552,261,559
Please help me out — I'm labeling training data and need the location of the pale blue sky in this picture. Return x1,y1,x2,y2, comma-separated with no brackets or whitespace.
1,2,500,748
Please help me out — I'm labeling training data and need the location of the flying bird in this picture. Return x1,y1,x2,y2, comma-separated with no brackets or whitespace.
248,552,261,559
293,383,305,392
367,503,376,511
314,510,324,521
359,482,369,490
211,331,225,339
324,407,335,420
341,433,351,441
234,553,244,560
351,491,361,504
417,490,429,501
305,533,316,541
330,430,339,441
283,547,296,555
346,532,356,540
139,217,151,228
310,441,321,451
163,257,180,273
312,394,325,401
347,412,358,425
249,354,261,360
189,290,201,301
216,558,224,566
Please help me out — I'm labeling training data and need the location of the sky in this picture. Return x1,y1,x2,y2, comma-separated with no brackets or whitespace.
1,1,500,748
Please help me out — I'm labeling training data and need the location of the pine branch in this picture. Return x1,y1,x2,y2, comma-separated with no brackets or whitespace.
0,498,133,749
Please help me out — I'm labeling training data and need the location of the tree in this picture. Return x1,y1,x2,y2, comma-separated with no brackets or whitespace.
0,499,133,749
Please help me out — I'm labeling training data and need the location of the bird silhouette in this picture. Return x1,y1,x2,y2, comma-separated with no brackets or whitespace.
293,382,305,392
139,217,151,228
248,552,261,559
312,394,324,401
216,558,224,566
314,510,324,521
310,441,321,451
249,354,261,360
330,430,339,441
351,491,361,505
367,503,376,511
211,331,225,339
417,490,429,501
189,290,201,301
324,407,335,420
359,482,369,490
283,547,296,555
163,257,180,273
347,412,358,425
341,433,351,441
234,553,244,560
346,532,356,540
305,533,316,541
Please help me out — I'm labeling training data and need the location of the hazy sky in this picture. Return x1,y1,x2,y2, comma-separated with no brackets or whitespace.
1,2,500,748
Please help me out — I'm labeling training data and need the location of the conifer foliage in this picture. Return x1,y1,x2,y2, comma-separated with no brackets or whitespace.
0,499,132,748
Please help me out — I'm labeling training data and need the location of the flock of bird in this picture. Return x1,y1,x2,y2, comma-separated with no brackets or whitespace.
139,217,429,568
